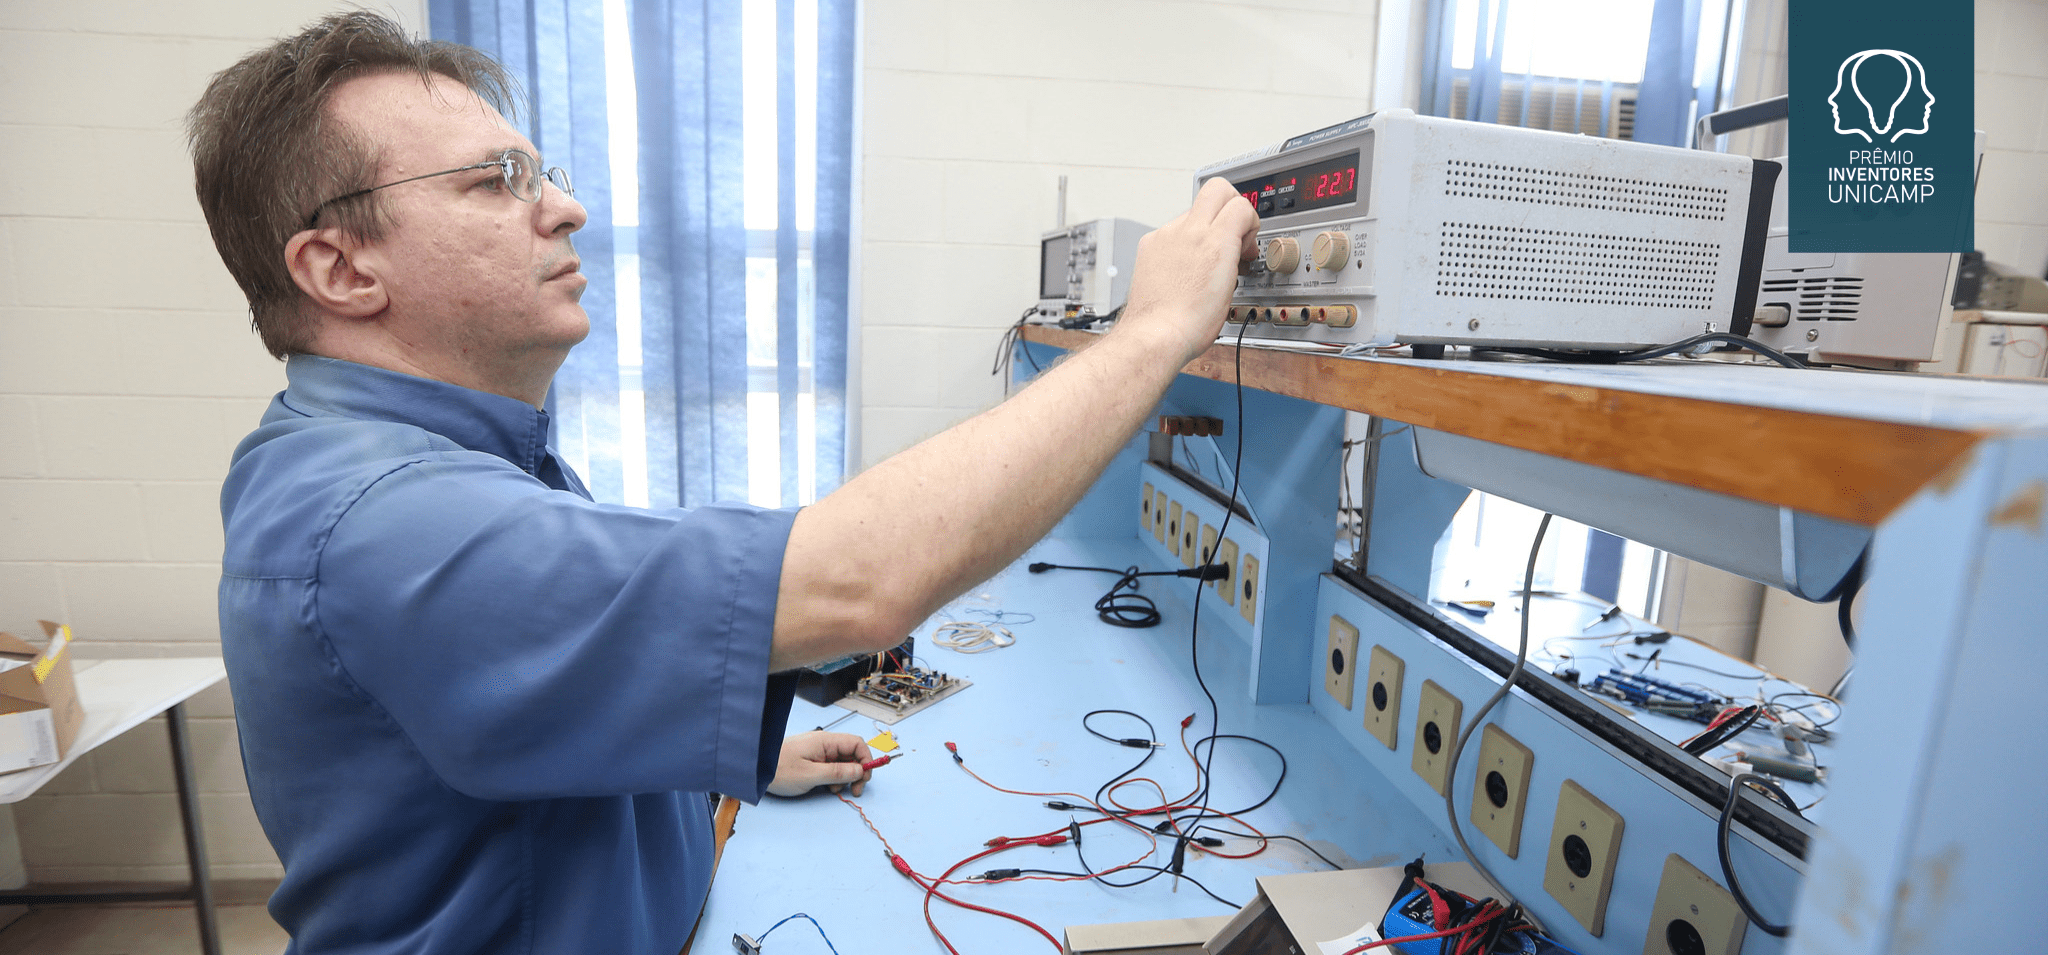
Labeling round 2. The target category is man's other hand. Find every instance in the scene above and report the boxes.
[1115,177,1261,366]
[767,730,874,797]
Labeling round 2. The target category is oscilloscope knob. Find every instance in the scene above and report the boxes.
[1312,231,1350,271]
[1263,237,1301,274]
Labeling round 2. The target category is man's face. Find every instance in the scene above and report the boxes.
[326,71,590,384]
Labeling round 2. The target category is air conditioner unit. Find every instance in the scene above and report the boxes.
[1450,75,1637,140]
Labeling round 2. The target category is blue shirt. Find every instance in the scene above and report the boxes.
[219,355,799,955]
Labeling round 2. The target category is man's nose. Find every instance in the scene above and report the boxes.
[538,178,586,237]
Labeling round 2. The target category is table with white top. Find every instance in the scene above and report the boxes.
[0,657,228,955]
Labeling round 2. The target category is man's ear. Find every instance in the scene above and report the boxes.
[284,229,389,318]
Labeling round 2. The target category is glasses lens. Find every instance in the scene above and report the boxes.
[545,166,574,197]
[503,150,539,202]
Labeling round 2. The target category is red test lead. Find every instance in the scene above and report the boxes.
[861,752,904,771]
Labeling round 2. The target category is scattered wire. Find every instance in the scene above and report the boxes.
[1718,773,1798,937]
[992,305,1047,393]
[1835,550,1866,648]
[1441,513,1552,907]
[741,913,841,955]
[931,620,1016,653]
[1681,704,1765,756]
[963,608,1036,626]
[1768,691,1843,728]
[1180,317,1254,846]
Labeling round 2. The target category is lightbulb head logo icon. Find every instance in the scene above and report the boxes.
[1828,49,1934,143]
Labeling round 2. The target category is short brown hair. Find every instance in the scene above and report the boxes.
[186,12,517,359]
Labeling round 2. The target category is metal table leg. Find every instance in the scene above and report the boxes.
[165,703,221,955]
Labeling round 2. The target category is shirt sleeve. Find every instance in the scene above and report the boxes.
[314,451,799,802]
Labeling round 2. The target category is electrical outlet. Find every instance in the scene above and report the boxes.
[1238,553,1260,624]
[1213,538,1240,605]
[1412,680,1463,795]
[1141,482,1154,537]
[1152,490,1168,543]
[1470,724,1534,858]
[1325,616,1360,709]
[1545,779,1626,936]
[1167,501,1184,558]
[1644,855,1746,955]
[1180,517,1200,569]
[1363,646,1405,750]
[1200,524,1218,569]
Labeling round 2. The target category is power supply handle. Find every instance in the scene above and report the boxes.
[1692,95,1789,150]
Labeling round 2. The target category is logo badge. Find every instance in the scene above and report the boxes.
[1790,2,1972,253]
[1828,50,1934,143]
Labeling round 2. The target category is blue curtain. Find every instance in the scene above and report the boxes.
[1633,0,1705,146]
[433,0,854,509]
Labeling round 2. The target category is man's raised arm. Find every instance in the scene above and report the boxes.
[768,178,1260,672]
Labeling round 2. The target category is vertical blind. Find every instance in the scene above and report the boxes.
[433,0,855,510]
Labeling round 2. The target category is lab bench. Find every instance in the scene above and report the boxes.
[706,326,2048,955]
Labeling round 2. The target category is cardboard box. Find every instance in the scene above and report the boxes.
[0,621,85,774]
[1064,862,1491,955]
[1066,916,1235,955]
[1207,862,1492,955]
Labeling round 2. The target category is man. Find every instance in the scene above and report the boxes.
[192,12,1256,954]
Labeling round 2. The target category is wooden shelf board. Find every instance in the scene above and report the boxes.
[1019,324,1992,526]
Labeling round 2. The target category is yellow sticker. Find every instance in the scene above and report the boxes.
[31,625,72,684]
[868,731,898,753]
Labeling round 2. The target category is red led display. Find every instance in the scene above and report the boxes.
[1231,150,1361,218]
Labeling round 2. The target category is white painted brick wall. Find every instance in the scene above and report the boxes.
[858,0,1384,466]
[1975,0,2048,275]
[0,0,425,886]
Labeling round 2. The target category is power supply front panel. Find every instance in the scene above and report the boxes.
[1203,110,1767,350]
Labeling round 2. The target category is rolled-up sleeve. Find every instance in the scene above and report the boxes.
[315,452,798,802]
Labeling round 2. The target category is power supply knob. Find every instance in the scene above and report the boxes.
[1312,231,1350,271]
[1263,237,1301,274]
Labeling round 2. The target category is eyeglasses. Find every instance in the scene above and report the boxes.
[304,148,573,229]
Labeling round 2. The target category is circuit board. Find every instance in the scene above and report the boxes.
[835,664,971,725]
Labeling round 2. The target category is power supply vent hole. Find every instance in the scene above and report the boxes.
[1434,222,1721,309]
[1442,158,1731,220]
[1761,275,1865,321]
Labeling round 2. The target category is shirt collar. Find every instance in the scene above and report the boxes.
[279,355,555,476]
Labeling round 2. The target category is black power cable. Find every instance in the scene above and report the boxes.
[1480,331,1808,369]
[1179,318,1255,843]
[1718,772,1801,937]
[1028,562,1229,628]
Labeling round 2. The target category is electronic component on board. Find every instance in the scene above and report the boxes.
[1196,109,1779,351]
[800,637,972,725]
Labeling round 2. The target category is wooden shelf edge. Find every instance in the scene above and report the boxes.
[1018,324,1982,526]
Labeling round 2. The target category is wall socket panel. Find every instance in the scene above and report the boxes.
[1140,481,1155,538]
[1363,646,1405,750]
[1167,501,1185,560]
[1471,724,1535,858]
[1212,537,1240,606]
[1325,615,1360,709]
[1411,680,1463,795]
[1239,553,1261,624]
[1544,779,1626,937]
[1135,462,1268,642]
[1644,854,1746,955]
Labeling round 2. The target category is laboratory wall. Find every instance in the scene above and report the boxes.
[855,0,1385,466]
[0,1,426,885]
